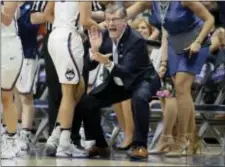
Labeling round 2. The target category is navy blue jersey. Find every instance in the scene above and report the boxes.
[18,1,39,58]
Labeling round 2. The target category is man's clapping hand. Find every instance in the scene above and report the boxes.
[92,52,112,65]
[89,26,103,53]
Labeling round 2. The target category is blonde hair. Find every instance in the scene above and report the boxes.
[131,18,153,36]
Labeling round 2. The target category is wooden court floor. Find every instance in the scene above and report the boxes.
[2,145,225,166]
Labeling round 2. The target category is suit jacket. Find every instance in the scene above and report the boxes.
[86,25,158,93]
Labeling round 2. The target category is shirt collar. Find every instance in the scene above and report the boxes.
[112,25,127,46]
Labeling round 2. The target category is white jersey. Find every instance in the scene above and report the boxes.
[53,1,82,32]
[1,5,19,37]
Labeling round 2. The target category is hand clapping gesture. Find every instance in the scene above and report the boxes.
[89,26,103,53]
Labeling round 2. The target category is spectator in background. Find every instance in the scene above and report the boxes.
[201,1,225,119]
[131,17,160,67]
[210,27,225,53]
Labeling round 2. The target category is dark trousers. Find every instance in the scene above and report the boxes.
[74,79,158,148]
[71,39,90,142]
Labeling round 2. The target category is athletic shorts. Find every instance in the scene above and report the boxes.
[1,36,23,91]
[48,28,84,84]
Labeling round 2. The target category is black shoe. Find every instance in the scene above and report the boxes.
[88,146,111,158]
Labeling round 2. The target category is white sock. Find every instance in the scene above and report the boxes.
[59,130,71,146]
[52,126,61,138]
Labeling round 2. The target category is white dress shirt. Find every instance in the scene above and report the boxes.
[110,41,124,86]
[89,28,126,86]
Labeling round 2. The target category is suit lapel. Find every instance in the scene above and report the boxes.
[117,26,130,63]
[100,30,112,54]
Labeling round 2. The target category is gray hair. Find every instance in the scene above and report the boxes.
[104,5,127,19]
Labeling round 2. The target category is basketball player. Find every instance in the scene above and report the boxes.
[29,1,102,156]
[13,1,40,153]
[1,1,24,159]
[46,1,97,158]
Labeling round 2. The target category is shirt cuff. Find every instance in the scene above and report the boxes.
[105,62,115,72]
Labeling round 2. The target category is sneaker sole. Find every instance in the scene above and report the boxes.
[72,153,88,158]
[56,152,72,158]
[1,155,15,159]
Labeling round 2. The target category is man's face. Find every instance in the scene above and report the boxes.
[105,11,126,40]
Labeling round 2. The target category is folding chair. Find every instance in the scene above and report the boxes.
[32,99,49,144]
[195,60,225,153]
[32,59,49,144]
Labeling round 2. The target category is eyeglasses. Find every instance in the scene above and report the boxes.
[105,17,124,24]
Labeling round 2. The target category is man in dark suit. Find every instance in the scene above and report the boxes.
[74,5,160,159]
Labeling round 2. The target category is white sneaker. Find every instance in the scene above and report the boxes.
[79,127,86,148]
[1,134,16,159]
[71,144,88,158]
[79,127,95,150]
[56,130,88,158]
[15,130,32,155]
[45,126,60,156]
[84,140,95,150]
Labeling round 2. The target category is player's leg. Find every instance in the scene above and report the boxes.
[1,90,19,159]
[46,30,86,157]
[56,32,87,158]
[1,37,23,159]
[15,57,39,152]
[14,89,22,132]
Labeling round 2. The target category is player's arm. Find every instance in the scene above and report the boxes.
[91,1,105,22]
[126,1,151,20]
[30,12,45,24]
[79,2,101,30]
[1,2,19,26]
[91,11,105,22]
[43,1,54,23]
[30,1,48,24]
[182,1,214,45]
